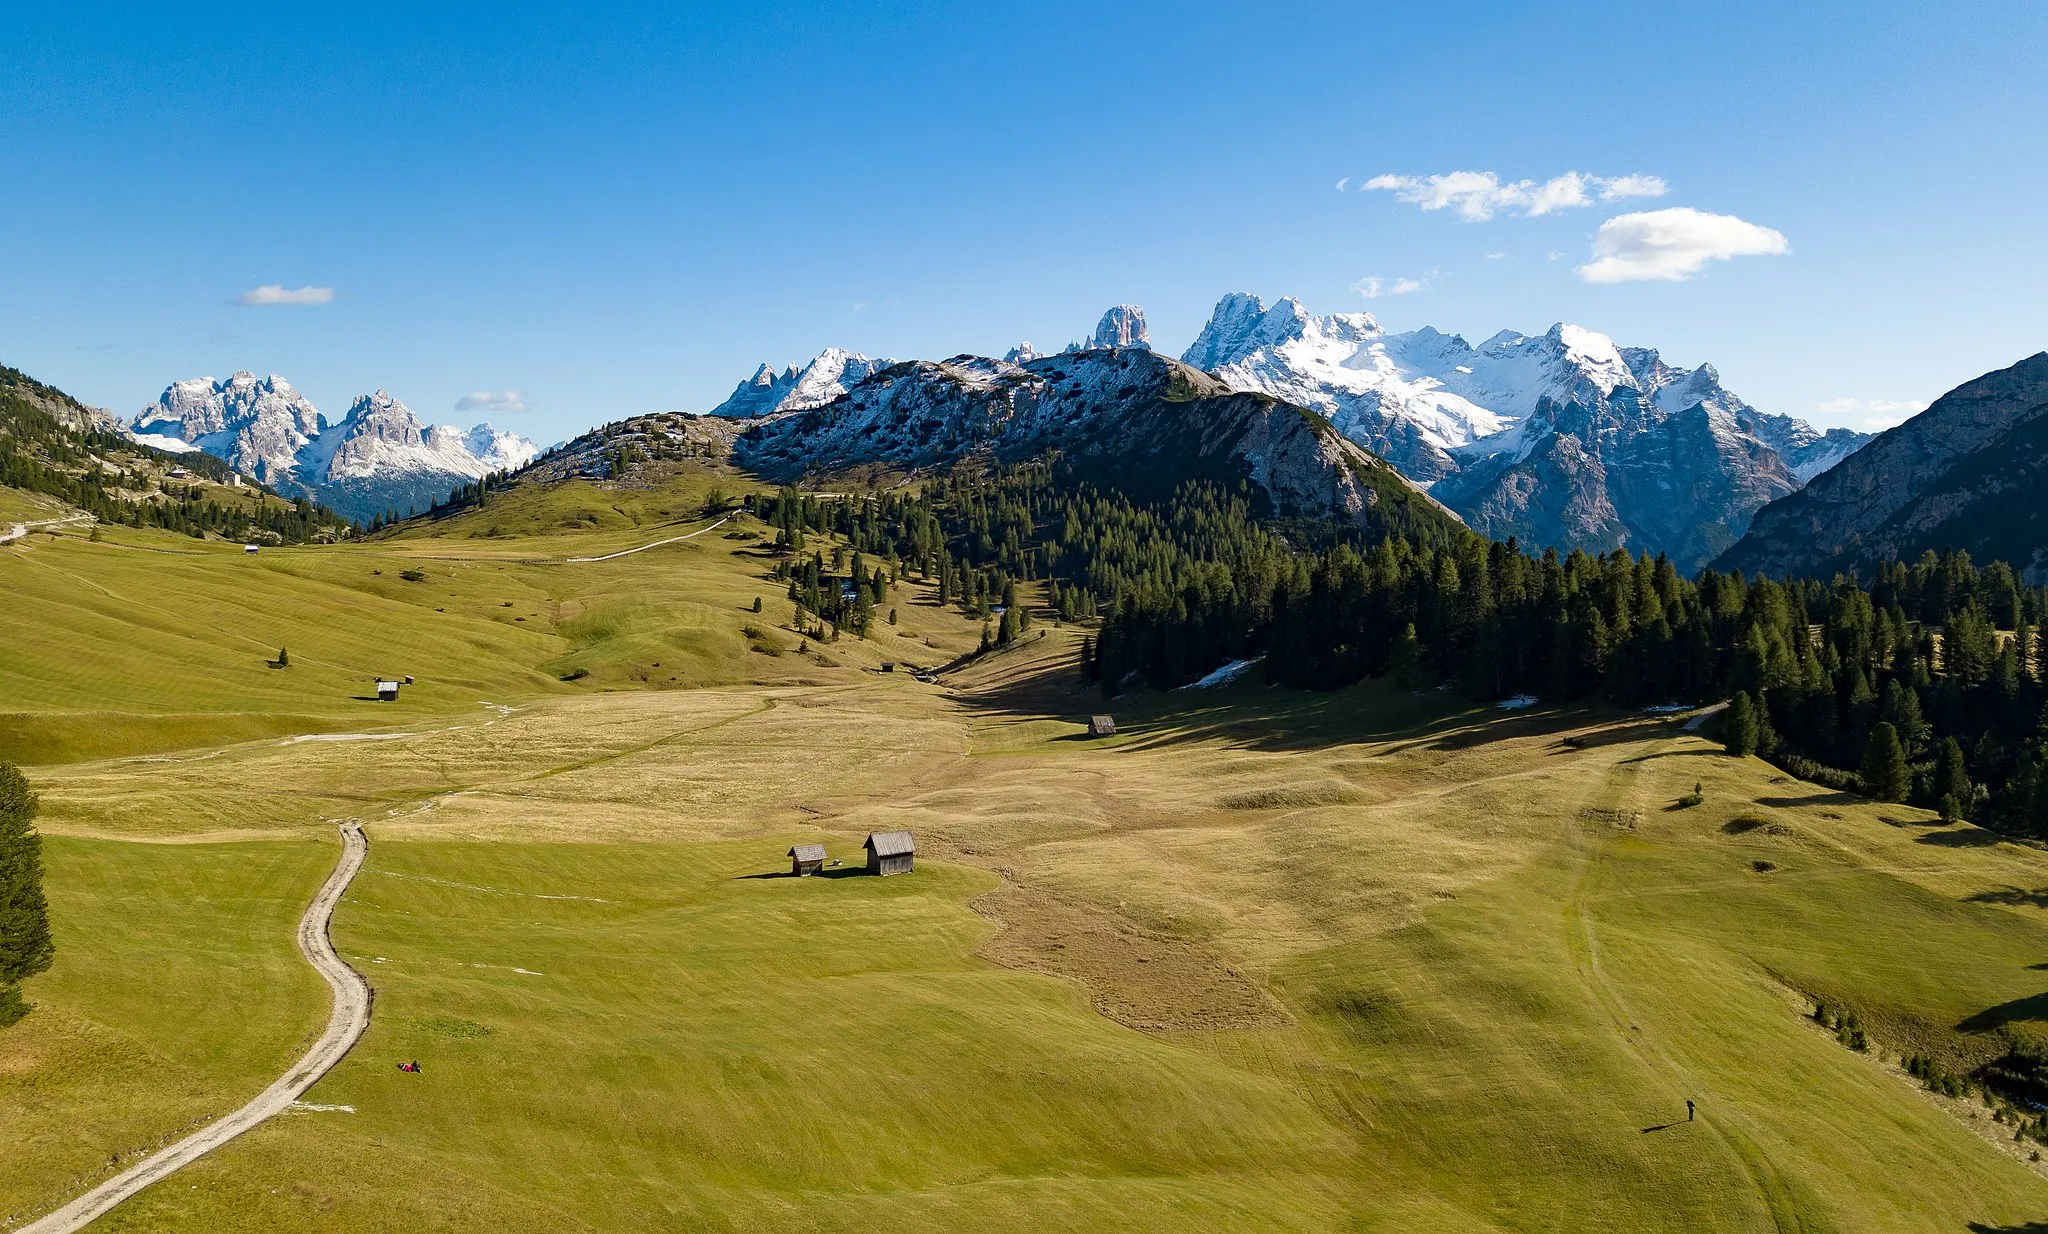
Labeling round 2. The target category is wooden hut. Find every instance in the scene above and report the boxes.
[788,843,826,877]
[1089,715,1116,738]
[863,830,915,876]
[375,680,401,702]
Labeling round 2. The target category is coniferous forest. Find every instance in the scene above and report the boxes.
[755,459,2048,838]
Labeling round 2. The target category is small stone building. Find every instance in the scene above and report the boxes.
[788,843,826,877]
[1089,715,1116,738]
[864,830,915,876]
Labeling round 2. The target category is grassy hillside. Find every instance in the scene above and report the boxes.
[0,464,990,765]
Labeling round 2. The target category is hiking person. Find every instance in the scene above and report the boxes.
[1686,1099,1695,1121]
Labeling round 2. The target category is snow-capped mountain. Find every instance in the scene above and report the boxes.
[132,372,323,486]
[707,347,892,418]
[735,347,1463,541]
[130,373,537,522]
[1183,294,1873,569]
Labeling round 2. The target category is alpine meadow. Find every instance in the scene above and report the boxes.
[7,5,2048,1231]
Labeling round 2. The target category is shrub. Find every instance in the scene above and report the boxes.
[399,568,427,583]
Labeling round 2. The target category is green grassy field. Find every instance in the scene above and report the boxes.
[0,837,333,1228]
[10,473,2048,1231]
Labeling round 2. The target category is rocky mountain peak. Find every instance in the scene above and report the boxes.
[1088,305,1151,351]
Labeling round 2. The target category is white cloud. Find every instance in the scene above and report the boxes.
[1334,176,1349,192]
[1361,170,1668,221]
[1601,174,1669,200]
[1483,251,1507,261]
[235,284,334,307]
[1576,208,1789,283]
[1816,397,1925,430]
[1353,276,1426,299]
[455,389,528,414]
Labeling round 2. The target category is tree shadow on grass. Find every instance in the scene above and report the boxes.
[1969,887,2048,909]
[1917,826,2004,848]
[1754,791,1863,809]
[734,866,867,881]
[1956,992,2048,1034]
[1618,747,1726,766]
[1968,1222,2048,1232]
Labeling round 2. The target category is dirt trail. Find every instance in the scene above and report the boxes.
[563,514,729,563]
[0,513,95,546]
[22,822,372,1234]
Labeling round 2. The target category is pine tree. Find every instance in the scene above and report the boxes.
[1860,722,1910,803]
[1878,679,1930,755]
[1389,623,1424,689]
[1935,737,1972,819]
[1723,690,1759,756]
[276,647,289,668]
[0,761,54,1028]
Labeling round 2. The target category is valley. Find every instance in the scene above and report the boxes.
[9,451,2048,1231]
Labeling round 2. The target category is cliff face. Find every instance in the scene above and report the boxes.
[1431,388,1797,568]
[1715,353,2048,580]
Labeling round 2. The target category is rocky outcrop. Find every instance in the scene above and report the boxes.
[1715,353,2048,580]
[1084,305,1151,351]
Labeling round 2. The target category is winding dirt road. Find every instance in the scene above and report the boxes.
[23,822,372,1233]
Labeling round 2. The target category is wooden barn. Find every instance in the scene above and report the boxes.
[375,680,401,701]
[864,830,915,876]
[1089,715,1116,738]
[787,843,826,877]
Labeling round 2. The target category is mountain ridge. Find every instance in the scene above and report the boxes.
[735,346,1465,543]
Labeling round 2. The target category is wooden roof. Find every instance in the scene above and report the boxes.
[863,830,915,857]
[788,843,827,863]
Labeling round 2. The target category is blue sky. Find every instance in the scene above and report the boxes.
[4,1,2044,445]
